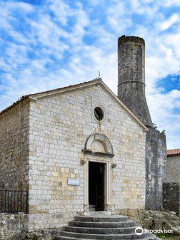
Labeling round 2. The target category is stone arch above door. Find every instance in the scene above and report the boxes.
[83,133,114,157]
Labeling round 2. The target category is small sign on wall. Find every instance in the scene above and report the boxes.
[67,179,80,186]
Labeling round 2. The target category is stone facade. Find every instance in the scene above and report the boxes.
[0,99,29,191]
[146,128,167,210]
[0,79,147,230]
[27,81,146,230]
[164,152,180,214]
[166,154,180,184]
[0,35,168,231]
[163,182,180,214]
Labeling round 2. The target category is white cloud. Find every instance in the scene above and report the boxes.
[49,0,71,26]
[29,15,69,59]
[162,0,180,7]
[147,89,180,149]
[2,1,34,13]
[108,16,133,32]
[158,14,179,31]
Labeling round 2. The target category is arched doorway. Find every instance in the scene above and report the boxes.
[83,133,114,212]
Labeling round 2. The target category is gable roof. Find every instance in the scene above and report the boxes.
[0,78,147,130]
[167,149,180,156]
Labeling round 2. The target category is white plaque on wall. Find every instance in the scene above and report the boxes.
[67,179,80,186]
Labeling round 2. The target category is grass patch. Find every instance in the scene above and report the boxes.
[156,233,180,239]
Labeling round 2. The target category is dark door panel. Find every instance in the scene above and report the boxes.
[89,162,105,211]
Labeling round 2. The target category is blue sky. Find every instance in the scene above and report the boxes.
[0,0,180,149]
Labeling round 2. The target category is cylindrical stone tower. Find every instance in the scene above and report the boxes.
[117,35,167,211]
[118,35,152,127]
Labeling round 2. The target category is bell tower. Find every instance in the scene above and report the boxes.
[118,35,167,211]
[118,35,152,127]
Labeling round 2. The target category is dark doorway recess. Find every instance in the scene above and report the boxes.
[89,162,105,211]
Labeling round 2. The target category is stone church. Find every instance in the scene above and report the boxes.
[0,35,167,230]
[164,149,180,214]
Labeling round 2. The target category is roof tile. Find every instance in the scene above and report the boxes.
[167,149,180,156]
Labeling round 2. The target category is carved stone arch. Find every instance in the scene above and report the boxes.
[83,133,114,157]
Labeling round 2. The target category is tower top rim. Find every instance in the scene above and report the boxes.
[118,35,145,45]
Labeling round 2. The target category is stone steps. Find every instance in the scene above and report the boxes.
[55,235,156,240]
[65,226,138,234]
[54,213,158,240]
[69,220,136,228]
[74,215,128,222]
[59,231,149,239]
[56,237,156,240]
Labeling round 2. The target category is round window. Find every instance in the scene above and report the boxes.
[94,107,104,121]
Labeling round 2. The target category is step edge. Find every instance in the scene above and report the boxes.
[65,226,141,230]
[60,230,148,236]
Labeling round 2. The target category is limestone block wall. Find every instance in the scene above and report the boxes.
[145,127,167,210]
[163,182,180,214]
[28,84,146,230]
[0,101,29,191]
[166,155,180,184]
[165,155,180,214]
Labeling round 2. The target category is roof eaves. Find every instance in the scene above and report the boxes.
[29,78,102,99]
[0,78,101,117]
[0,95,30,116]
[30,78,148,130]
[100,81,148,131]
[0,77,148,131]
[167,149,180,156]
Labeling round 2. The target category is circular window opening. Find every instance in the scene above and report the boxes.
[94,107,104,121]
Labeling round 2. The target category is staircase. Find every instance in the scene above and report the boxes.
[54,212,158,240]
